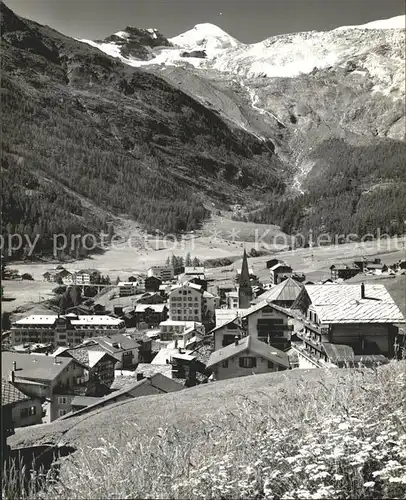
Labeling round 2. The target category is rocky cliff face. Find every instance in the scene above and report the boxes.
[93,26,172,61]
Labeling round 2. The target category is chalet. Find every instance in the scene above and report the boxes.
[134,303,168,327]
[124,332,153,362]
[329,263,361,280]
[59,373,184,419]
[10,314,126,348]
[80,334,139,369]
[291,283,405,368]
[2,352,87,421]
[2,378,43,429]
[170,351,210,386]
[211,301,294,351]
[269,263,293,285]
[251,277,302,308]
[207,336,290,381]
[43,267,73,284]
[145,275,162,293]
[59,269,74,285]
[51,346,116,388]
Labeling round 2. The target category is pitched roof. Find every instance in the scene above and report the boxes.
[365,263,385,270]
[252,278,302,304]
[322,344,389,366]
[212,301,293,332]
[170,282,202,292]
[135,304,167,313]
[207,336,290,369]
[304,284,405,323]
[2,378,30,406]
[2,352,73,383]
[61,347,114,368]
[59,373,184,419]
[83,334,139,351]
[270,263,292,271]
[71,396,101,407]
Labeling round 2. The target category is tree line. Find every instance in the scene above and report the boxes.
[249,138,406,239]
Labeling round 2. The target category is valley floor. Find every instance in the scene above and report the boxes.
[4,219,406,318]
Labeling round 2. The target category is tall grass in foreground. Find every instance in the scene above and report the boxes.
[5,363,406,499]
[2,454,58,500]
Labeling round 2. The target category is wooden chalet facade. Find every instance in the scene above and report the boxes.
[291,283,405,368]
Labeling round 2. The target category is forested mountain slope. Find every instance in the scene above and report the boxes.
[0,2,287,258]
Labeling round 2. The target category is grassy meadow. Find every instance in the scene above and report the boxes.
[4,362,406,499]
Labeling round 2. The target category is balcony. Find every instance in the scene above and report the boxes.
[296,331,325,352]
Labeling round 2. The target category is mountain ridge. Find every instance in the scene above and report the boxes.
[0,1,288,258]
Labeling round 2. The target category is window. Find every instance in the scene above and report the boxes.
[239,357,257,368]
[58,396,67,405]
[222,360,229,368]
[58,409,68,417]
[20,408,29,418]
[268,360,274,369]
[29,406,36,416]
[222,335,237,347]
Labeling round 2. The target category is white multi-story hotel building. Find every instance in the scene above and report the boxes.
[10,314,126,348]
[168,283,203,322]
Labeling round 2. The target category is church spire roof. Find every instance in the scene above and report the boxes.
[238,249,252,309]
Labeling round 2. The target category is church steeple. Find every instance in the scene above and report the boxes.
[238,249,252,309]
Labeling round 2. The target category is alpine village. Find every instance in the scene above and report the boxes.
[1,2,406,499]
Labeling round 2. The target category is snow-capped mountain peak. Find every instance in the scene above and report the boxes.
[80,15,404,98]
[170,23,241,54]
[334,14,405,31]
